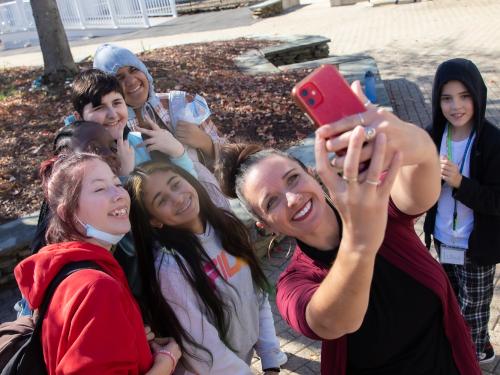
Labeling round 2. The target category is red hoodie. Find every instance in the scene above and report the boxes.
[15,241,153,375]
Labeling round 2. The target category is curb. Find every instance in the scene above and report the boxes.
[0,212,38,286]
[0,212,38,255]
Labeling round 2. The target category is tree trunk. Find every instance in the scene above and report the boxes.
[30,0,78,84]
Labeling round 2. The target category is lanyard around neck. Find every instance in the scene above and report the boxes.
[446,124,474,231]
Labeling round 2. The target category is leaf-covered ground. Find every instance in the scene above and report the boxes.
[0,38,314,223]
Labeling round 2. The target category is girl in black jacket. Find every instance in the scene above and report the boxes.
[424,58,500,364]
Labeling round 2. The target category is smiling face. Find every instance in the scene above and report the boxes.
[70,123,120,174]
[115,66,149,109]
[81,91,128,141]
[143,169,203,234]
[440,80,474,131]
[241,155,328,239]
[75,159,131,240]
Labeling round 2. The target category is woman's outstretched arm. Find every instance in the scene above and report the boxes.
[304,128,401,340]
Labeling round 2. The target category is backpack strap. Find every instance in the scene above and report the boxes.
[32,261,103,338]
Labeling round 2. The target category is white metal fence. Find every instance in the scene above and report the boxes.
[0,0,34,33]
[0,0,176,34]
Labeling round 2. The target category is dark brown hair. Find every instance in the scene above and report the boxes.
[53,120,116,156]
[127,160,270,364]
[41,153,104,244]
[71,69,124,116]
[216,143,307,218]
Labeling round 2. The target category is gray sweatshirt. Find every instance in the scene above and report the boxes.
[155,224,282,374]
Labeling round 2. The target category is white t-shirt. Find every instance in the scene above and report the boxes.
[434,126,475,248]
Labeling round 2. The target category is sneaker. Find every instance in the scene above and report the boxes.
[479,342,496,364]
[276,350,288,366]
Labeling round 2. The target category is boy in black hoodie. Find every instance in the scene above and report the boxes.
[424,58,500,364]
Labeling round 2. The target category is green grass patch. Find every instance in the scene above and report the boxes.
[0,86,18,101]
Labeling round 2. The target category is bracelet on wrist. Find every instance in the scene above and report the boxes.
[156,349,177,374]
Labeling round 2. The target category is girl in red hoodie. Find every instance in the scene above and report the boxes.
[14,153,180,375]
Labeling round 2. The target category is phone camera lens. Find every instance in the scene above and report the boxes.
[308,98,315,106]
[301,89,308,97]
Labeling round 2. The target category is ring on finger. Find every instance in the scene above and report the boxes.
[364,126,376,142]
[364,99,371,107]
[365,179,380,186]
[342,175,358,184]
[358,113,365,126]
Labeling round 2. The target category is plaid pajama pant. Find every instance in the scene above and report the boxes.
[438,248,496,356]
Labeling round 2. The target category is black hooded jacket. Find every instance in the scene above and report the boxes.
[423,58,500,265]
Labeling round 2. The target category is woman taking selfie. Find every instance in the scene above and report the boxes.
[217,83,480,374]
[14,153,180,374]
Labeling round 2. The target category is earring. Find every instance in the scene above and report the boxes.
[267,232,279,259]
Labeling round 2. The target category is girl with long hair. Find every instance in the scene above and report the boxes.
[127,160,286,375]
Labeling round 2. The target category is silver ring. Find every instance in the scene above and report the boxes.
[366,179,380,186]
[358,113,365,126]
[342,175,358,184]
[364,99,371,107]
[364,127,376,141]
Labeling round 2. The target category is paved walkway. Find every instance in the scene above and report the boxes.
[1,0,500,373]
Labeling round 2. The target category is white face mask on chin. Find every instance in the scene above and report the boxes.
[76,217,125,245]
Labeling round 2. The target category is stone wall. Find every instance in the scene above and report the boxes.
[266,44,329,66]
[0,214,38,288]
[282,0,299,9]
[330,0,363,5]
[250,0,283,18]
[0,247,29,287]
[261,36,331,67]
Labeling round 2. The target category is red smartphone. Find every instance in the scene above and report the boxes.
[291,64,365,128]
